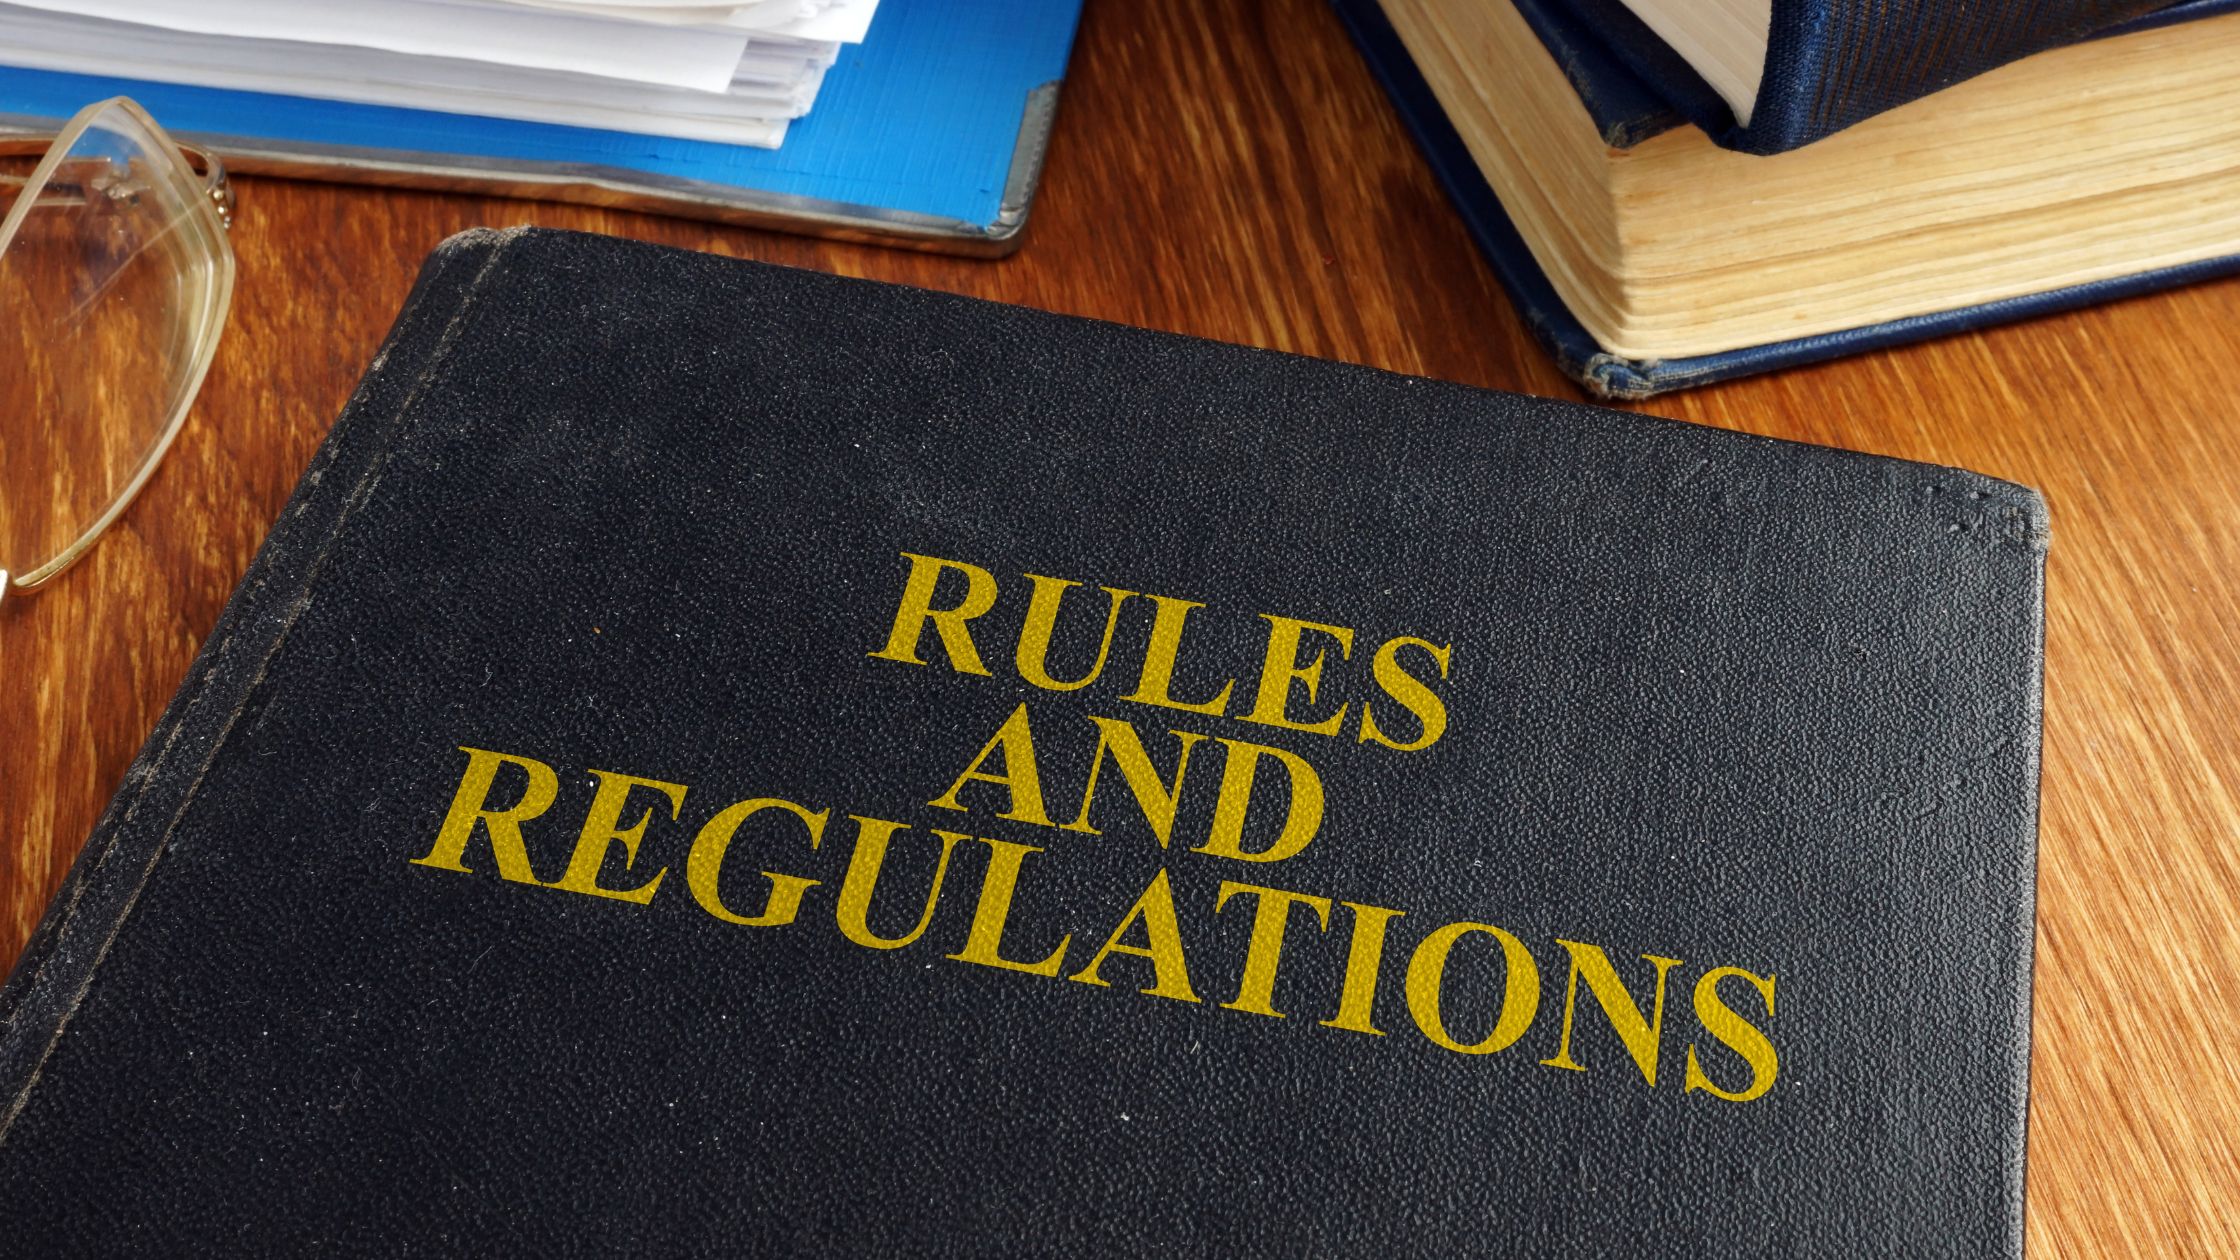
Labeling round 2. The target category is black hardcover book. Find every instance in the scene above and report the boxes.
[0,229,2046,1257]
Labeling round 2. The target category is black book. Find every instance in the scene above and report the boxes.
[0,228,2046,1257]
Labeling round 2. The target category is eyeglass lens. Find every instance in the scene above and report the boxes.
[1,99,234,592]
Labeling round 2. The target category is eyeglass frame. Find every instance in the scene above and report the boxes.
[0,131,234,233]
[0,105,237,602]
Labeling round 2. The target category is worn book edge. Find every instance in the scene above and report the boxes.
[0,227,524,1141]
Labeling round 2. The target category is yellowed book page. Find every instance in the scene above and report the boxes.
[1613,0,1769,123]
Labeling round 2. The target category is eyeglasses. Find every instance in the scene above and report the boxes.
[1,97,236,603]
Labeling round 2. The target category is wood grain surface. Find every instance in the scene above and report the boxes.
[3,1,2235,1253]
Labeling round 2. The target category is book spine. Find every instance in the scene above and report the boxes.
[1534,0,2232,154]
[1746,0,2183,152]
[1502,0,1683,148]
[0,229,518,1139]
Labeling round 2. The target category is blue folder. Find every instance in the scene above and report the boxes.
[0,0,1085,255]
[1331,0,2240,397]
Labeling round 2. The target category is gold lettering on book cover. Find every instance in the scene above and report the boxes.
[408,549,1781,1103]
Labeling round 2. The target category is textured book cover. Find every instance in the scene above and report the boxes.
[0,228,2046,1256]
[1529,0,2240,155]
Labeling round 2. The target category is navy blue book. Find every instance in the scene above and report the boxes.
[1338,0,2240,397]
[0,229,2047,1255]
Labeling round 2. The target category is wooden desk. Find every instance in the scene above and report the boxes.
[3,1,2234,1253]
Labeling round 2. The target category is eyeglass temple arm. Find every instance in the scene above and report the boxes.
[0,137,232,232]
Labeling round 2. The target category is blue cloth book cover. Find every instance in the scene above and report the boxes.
[1542,0,2236,156]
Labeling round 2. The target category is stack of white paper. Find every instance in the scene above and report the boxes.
[0,0,882,147]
